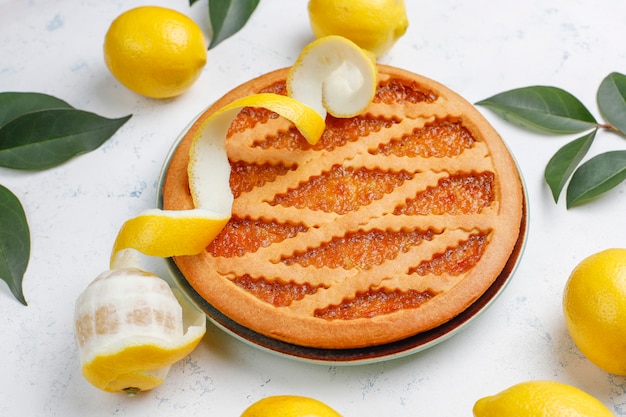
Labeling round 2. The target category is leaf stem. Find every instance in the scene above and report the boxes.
[598,122,621,133]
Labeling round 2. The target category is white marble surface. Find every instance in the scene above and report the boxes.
[2,0,626,415]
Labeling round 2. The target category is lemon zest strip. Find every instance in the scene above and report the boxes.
[110,208,229,268]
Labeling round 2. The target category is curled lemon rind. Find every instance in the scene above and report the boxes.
[187,92,325,212]
[287,35,378,119]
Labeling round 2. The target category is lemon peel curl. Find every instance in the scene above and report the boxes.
[76,35,379,394]
[287,35,378,119]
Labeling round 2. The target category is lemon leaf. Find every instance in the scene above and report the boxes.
[544,129,597,202]
[0,92,72,128]
[566,150,626,208]
[0,108,131,170]
[475,74,626,208]
[207,0,260,49]
[476,86,597,134]
[597,72,626,135]
[0,184,29,305]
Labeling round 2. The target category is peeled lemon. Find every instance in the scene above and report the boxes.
[473,380,614,417]
[563,248,626,375]
[308,0,408,57]
[104,6,207,99]
[240,395,342,417]
[74,268,206,393]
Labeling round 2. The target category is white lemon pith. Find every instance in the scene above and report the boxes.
[74,268,206,393]
[473,380,614,417]
[287,36,377,119]
[240,395,342,417]
[103,6,207,99]
[563,248,626,375]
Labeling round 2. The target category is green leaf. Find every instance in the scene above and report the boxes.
[566,150,626,208]
[0,184,30,305]
[208,0,260,49]
[0,109,131,170]
[189,0,201,5]
[544,129,597,202]
[476,86,598,134]
[597,72,626,135]
[0,92,72,129]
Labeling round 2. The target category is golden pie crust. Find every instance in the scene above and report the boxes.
[162,65,524,349]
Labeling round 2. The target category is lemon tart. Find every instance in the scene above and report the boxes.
[162,65,524,349]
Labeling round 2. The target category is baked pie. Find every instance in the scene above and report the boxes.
[162,65,524,349]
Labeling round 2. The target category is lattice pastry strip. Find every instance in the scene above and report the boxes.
[162,65,524,349]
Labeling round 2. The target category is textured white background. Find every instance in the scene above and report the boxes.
[1,0,626,415]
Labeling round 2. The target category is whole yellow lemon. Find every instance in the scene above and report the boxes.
[307,0,408,57]
[103,6,207,99]
[240,395,341,417]
[563,248,626,375]
[473,380,614,417]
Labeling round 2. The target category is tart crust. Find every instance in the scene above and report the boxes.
[162,65,524,349]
